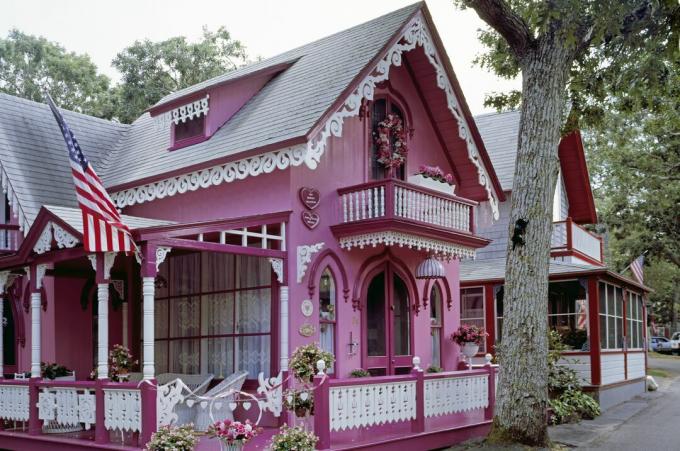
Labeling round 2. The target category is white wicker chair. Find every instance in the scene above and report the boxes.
[156,373,214,426]
[127,372,143,383]
[193,371,248,431]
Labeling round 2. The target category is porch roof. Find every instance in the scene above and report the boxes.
[43,205,175,235]
[459,257,651,292]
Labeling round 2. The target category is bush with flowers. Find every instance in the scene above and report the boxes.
[416,165,454,185]
[146,424,198,451]
[283,388,314,417]
[207,419,260,448]
[289,343,334,383]
[89,344,138,381]
[450,324,488,346]
[269,424,318,451]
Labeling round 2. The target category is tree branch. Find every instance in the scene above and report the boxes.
[463,0,534,59]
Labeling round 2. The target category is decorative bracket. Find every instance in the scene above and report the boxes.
[268,258,284,283]
[103,252,116,280]
[35,264,48,290]
[296,243,324,283]
[33,222,79,254]
[110,280,125,300]
[155,247,172,271]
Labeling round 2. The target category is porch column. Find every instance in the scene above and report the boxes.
[30,264,47,378]
[97,282,109,378]
[0,271,10,377]
[280,285,289,371]
[142,276,155,380]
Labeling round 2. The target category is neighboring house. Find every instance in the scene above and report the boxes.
[0,3,506,450]
[461,110,651,411]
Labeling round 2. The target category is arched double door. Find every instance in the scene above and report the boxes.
[363,263,412,375]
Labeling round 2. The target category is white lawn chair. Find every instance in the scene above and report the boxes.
[156,373,214,395]
[193,371,248,431]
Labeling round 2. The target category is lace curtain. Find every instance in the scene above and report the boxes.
[155,252,272,379]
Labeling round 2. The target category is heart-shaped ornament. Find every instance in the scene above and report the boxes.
[299,187,321,210]
[214,402,223,410]
[302,211,320,230]
[243,401,252,411]
[200,401,208,409]
[185,399,195,407]
[229,402,238,411]
[286,395,294,404]
[299,391,309,401]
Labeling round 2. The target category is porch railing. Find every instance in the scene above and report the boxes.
[551,218,603,263]
[0,378,154,447]
[313,360,497,450]
[338,179,476,234]
[0,224,20,252]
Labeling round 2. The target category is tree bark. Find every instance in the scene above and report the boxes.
[490,35,572,446]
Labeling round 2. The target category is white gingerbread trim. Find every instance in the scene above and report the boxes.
[0,164,30,234]
[110,280,125,300]
[296,243,324,283]
[338,231,475,260]
[35,264,48,290]
[87,254,97,272]
[154,95,210,129]
[155,247,171,271]
[33,223,53,255]
[103,252,116,280]
[109,14,499,219]
[268,258,284,283]
[52,222,79,249]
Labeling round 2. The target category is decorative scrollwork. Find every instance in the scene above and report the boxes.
[338,231,474,260]
[297,243,324,283]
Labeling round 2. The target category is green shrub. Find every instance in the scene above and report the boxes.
[549,389,600,424]
[349,368,371,378]
[426,365,443,373]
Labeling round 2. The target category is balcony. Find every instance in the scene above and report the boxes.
[551,218,604,265]
[331,179,489,259]
[0,224,20,253]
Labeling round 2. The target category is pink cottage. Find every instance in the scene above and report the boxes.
[0,3,647,450]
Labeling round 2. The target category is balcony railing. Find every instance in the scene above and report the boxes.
[552,218,603,264]
[0,224,20,252]
[338,179,476,234]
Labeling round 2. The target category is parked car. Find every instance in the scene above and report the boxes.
[650,336,673,353]
[670,332,680,355]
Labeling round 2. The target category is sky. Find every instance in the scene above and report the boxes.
[0,0,521,115]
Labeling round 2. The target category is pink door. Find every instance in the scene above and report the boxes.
[364,264,412,375]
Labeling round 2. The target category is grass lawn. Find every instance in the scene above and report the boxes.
[648,368,671,378]
[648,352,680,360]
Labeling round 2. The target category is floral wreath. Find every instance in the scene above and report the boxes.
[374,114,408,169]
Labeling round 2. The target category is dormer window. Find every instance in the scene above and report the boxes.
[154,95,210,150]
[174,115,205,143]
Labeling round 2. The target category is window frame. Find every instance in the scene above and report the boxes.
[429,282,444,368]
[460,286,486,353]
[368,93,410,181]
[598,281,625,351]
[169,114,209,151]
[627,291,644,350]
[318,266,338,374]
[152,251,277,382]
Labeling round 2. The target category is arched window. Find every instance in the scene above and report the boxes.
[430,283,443,368]
[371,97,407,181]
[319,267,336,373]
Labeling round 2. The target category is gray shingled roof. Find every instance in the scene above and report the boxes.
[474,110,520,191]
[460,257,600,282]
[0,94,129,231]
[98,3,421,188]
[44,205,174,234]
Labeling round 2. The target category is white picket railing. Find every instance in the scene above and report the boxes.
[38,386,97,431]
[424,374,489,418]
[0,384,30,422]
[339,180,473,233]
[104,388,142,433]
[328,379,417,431]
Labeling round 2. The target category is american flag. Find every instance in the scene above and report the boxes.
[576,299,588,330]
[629,254,645,283]
[45,94,137,253]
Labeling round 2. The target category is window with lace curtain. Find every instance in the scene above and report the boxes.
[319,267,336,374]
[430,283,443,368]
[153,251,273,380]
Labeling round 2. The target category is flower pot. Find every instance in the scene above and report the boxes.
[461,342,479,359]
[408,174,455,195]
[220,442,243,451]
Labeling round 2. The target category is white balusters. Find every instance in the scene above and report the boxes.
[424,374,488,418]
[104,389,141,433]
[329,380,416,431]
[0,384,29,421]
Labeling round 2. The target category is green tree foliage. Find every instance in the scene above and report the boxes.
[0,29,114,118]
[111,26,247,123]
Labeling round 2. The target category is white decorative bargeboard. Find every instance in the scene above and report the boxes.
[329,380,416,431]
[339,231,475,260]
[154,95,210,129]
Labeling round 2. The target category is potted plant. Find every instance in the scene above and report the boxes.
[289,343,334,383]
[409,165,455,194]
[40,362,74,380]
[283,388,314,417]
[207,419,260,451]
[269,424,318,451]
[426,365,443,373]
[349,368,371,378]
[109,344,137,381]
[146,424,198,451]
[451,324,488,366]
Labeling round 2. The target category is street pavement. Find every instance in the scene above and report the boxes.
[550,354,680,451]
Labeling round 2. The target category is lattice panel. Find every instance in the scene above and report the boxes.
[424,374,488,418]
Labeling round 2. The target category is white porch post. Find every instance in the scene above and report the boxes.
[30,292,41,378]
[0,271,10,376]
[97,283,109,379]
[280,285,289,371]
[142,276,155,380]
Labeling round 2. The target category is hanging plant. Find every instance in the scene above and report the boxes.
[374,114,408,169]
[289,343,334,383]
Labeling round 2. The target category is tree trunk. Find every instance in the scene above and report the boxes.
[490,36,572,446]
